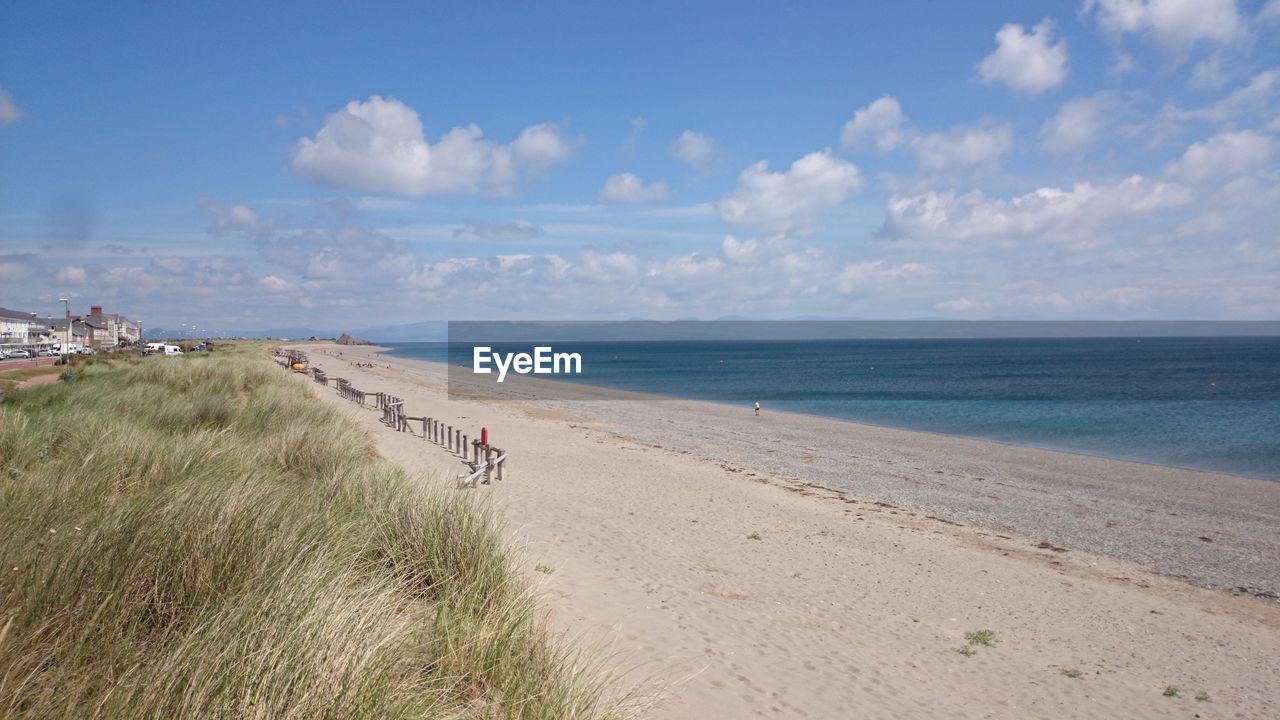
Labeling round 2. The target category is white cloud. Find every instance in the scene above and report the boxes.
[840,96,907,152]
[577,249,644,282]
[205,202,271,235]
[1148,70,1280,143]
[836,261,932,293]
[670,130,717,171]
[912,122,1013,175]
[716,151,863,234]
[883,175,1192,247]
[650,252,725,281]
[55,266,86,285]
[1262,0,1280,21]
[491,123,577,190]
[839,97,1012,175]
[977,20,1068,93]
[1084,0,1243,48]
[1187,69,1280,122]
[1165,129,1275,182]
[260,275,293,293]
[721,234,760,264]
[1042,93,1120,152]
[599,173,674,204]
[291,96,574,196]
[0,87,23,126]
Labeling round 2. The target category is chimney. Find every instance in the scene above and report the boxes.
[90,305,103,316]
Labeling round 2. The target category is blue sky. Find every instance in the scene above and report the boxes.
[1,0,1278,331]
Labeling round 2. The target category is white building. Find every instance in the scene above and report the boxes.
[0,306,49,352]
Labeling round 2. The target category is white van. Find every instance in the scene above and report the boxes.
[163,345,183,356]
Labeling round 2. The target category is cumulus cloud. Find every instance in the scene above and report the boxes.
[721,234,760,264]
[840,97,1013,175]
[670,130,718,171]
[716,151,863,234]
[911,122,1013,175]
[453,220,544,241]
[1165,129,1275,182]
[599,173,674,204]
[883,175,1192,247]
[977,20,1068,93]
[1084,0,1243,48]
[1042,93,1121,152]
[291,96,575,196]
[840,96,906,152]
[0,87,23,126]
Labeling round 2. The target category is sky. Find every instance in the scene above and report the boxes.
[1,0,1279,332]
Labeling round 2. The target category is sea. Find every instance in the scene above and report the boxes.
[383,336,1280,480]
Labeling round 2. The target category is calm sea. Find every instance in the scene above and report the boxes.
[384,336,1280,480]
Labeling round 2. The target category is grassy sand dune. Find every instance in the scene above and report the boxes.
[0,347,629,718]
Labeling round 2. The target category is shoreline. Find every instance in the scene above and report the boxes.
[378,343,1280,482]
[299,342,1280,718]
[357,344,1280,597]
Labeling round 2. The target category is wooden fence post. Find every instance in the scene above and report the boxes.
[484,445,493,484]
[496,449,504,481]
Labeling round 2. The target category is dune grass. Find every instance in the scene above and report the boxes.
[0,346,632,718]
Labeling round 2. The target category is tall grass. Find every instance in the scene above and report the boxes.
[0,347,632,718]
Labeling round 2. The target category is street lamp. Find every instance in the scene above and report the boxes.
[58,298,70,360]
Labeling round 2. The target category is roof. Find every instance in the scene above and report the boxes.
[0,306,38,322]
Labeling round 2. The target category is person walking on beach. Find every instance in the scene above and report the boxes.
[754,401,760,417]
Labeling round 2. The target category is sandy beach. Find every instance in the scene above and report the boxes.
[298,343,1280,719]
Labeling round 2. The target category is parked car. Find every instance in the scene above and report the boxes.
[163,345,183,356]
[7,349,32,359]
[36,349,54,357]
[77,347,95,355]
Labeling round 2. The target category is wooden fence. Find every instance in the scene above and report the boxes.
[277,353,508,489]
[334,377,367,404]
[421,417,507,488]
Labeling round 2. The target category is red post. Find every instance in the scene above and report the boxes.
[481,426,489,445]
